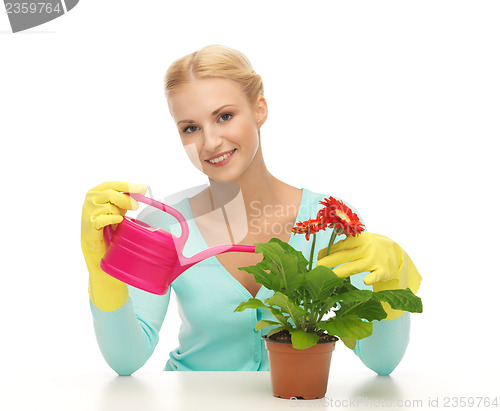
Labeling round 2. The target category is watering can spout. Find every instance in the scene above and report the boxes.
[180,244,257,269]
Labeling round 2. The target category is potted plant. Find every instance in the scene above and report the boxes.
[234,197,423,399]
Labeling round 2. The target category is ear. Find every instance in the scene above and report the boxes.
[254,95,268,129]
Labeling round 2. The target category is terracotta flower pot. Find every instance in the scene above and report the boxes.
[263,336,338,399]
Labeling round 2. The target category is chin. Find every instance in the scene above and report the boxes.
[205,169,242,183]
[207,174,238,183]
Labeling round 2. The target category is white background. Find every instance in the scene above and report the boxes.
[1,0,499,394]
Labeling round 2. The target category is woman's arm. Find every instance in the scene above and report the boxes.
[353,312,410,375]
[349,270,411,375]
[89,207,174,375]
[90,286,171,376]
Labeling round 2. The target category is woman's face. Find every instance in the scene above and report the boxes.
[168,78,267,183]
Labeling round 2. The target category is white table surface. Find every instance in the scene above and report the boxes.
[4,370,499,411]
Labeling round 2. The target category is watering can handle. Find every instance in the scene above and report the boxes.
[102,193,190,248]
[103,192,256,267]
[125,192,190,245]
[124,193,257,261]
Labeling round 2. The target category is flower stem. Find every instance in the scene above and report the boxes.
[325,228,338,257]
[308,233,317,272]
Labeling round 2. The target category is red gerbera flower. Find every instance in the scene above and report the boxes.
[318,196,365,237]
[292,217,325,241]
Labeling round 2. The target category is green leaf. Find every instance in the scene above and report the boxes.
[347,299,388,322]
[255,241,286,264]
[278,254,305,290]
[337,289,373,303]
[290,329,320,350]
[233,298,290,325]
[266,325,289,337]
[286,272,306,292]
[332,291,388,321]
[238,265,281,292]
[336,282,357,293]
[255,240,307,291]
[318,316,373,340]
[340,337,357,350]
[255,320,282,330]
[263,306,289,324]
[266,238,309,272]
[304,265,347,300]
[316,296,341,317]
[255,242,291,273]
[265,292,307,326]
[234,298,266,312]
[372,288,423,313]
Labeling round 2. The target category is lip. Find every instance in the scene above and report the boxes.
[205,148,237,168]
[205,149,236,162]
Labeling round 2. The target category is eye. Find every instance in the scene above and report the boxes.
[183,125,199,134]
[219,113,233,122]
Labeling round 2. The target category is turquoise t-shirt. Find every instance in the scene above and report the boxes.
[90,188,410,375]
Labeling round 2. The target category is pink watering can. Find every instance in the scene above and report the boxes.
[99,193,256,295]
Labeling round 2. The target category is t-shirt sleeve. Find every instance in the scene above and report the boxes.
[90,205,174,375]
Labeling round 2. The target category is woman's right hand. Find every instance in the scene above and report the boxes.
[81,181,147,312]
[81,181,148,256]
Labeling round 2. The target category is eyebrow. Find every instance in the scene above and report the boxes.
[177,104,237,125]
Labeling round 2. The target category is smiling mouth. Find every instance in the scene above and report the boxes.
[206,149,237,164]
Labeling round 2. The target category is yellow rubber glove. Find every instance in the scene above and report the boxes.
[81,181,147,312]
[317,232,422,321]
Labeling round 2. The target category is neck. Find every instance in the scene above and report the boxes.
[202,144,303,243]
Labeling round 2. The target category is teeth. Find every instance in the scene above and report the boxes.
[209,150,234,164]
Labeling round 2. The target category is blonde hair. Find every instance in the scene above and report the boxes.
[164,45,264,104]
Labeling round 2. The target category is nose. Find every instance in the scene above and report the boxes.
[202,125,223,153]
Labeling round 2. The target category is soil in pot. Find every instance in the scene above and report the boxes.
[267,329,337,343]
[264,330,338,400]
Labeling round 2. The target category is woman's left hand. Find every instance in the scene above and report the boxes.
[316,232,421,293]
[316,232,422,320]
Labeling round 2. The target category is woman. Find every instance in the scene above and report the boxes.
[81,45,421,375]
